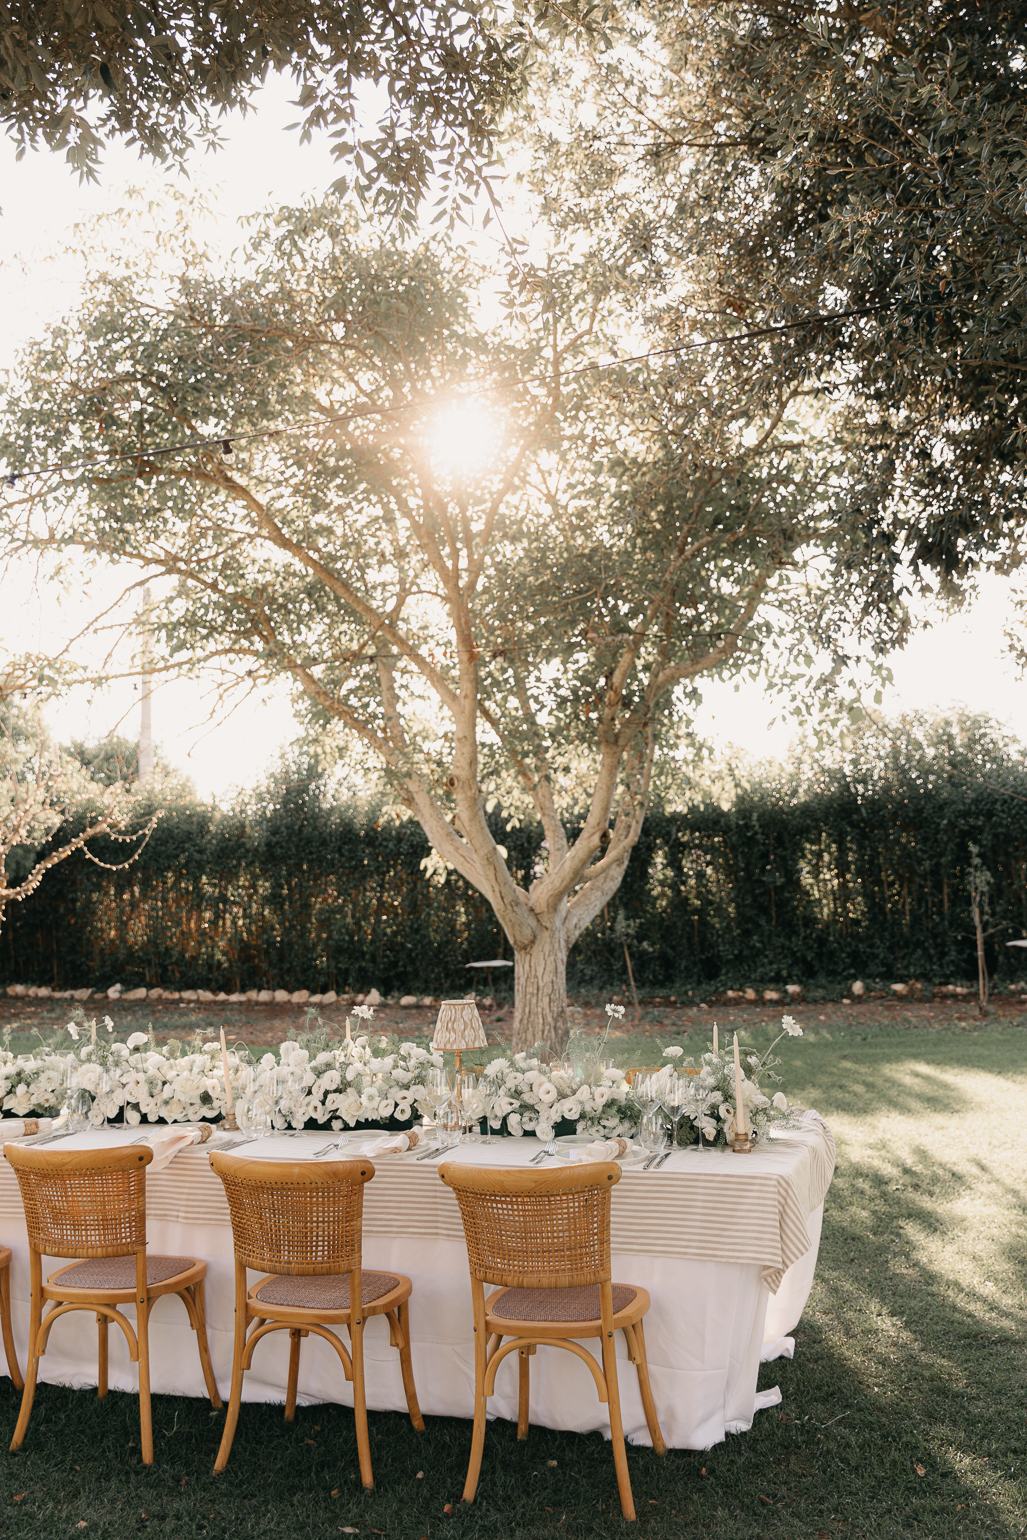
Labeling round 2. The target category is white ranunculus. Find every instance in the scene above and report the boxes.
[773,1092,788,1111]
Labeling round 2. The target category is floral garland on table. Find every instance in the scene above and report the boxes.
[0,1007,802,1143]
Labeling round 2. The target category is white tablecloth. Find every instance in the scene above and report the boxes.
[0,1121,833,1450]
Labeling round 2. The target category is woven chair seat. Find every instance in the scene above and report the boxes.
[254,1270,401,1311]
[488,1283,638,1324]
[54,1255,195,1291]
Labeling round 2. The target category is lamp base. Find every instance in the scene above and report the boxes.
[453,1050,463,1076]
[729,1133,754,1153]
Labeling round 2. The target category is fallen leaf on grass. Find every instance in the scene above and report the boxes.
[331,1490,339,1498]
[547,1460,558,1467]
[443,1504,453,1515]
[915,1465,926,1477]
[415,1471,424,1479]
[12,1495,24,1503]
[340,1529,358,1535]
[759,1495,773,1504]
[304,1438,317,1445]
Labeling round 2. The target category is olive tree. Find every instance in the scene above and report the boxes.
[0,201,889,1047]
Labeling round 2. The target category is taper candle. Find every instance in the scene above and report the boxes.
[219,1027,235,1117]
[733,1031,748,1137]
[713,1024,719,1057]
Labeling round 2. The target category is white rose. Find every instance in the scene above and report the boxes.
[773,1091,788,1111]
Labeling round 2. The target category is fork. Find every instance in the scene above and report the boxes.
[415,1143,444,1161]
[530,1137,558,1165]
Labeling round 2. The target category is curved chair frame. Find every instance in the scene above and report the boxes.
[0,1246,22,1389]
[209,1152,423,1487]
[439,1160,666,1522]
[4,1143,220,1463]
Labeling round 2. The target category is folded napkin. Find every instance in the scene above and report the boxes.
[358,1130,421,1157]
[136,1124,213,1173]
[570,1136,631,1164]
[1,1117,55,1140]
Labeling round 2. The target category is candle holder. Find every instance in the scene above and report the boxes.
[729,1133,755,1153]
[220,1111,239,1132]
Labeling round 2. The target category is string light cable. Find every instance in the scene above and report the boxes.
[0,302,899,490]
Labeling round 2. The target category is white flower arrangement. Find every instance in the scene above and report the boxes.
[660,1016,805,1147]
[0,1009,802,1144]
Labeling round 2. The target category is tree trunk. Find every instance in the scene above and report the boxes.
[511,918,569,1054]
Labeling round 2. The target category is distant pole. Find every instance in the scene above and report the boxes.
[139,587,154,784]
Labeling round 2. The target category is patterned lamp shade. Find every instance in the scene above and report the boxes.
[432,998,488,1053]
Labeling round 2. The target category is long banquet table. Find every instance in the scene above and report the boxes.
[0,1117,834,1450]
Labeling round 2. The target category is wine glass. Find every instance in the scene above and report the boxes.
[664,1074,688,1151]
[477,1080,503,1144]
[423,1067,452,1130]
[63,1061,91,1133]
[273,1064,304,1136]
[236,1067,272,1140]
[457,1071,483,1142]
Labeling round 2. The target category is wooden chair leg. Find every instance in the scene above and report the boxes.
[214,1264,249,1473]
[0,1262,22,1389]
[626,1320,666,1456]
[10,1255,43,1452]
[462,1292,489,1505]
[517,1346,531,1441]
[394,1301,424,1431]
[602,1331,635,1522]
[137,1297,154,1465]
[97,1312,109,1398]
[187,1281,222,1409]
[284,1330,301,1423]
[350,1314,373,1490]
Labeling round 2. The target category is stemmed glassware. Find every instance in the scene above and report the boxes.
[424,1067,452,1133]
[236,1066,272,1140]
[456,1071,483,1142]
[477,1079,503,1144]
[663,1075,689,1153]
[63,1061,92,1133]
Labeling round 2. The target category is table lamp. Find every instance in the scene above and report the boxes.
[432,998,488,1075]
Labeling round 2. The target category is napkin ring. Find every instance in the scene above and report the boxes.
[196,1124,214,1143]
[729,1134,755,1153]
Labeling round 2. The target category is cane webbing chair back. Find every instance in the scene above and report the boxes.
[209,1153,371,1276]
[6,1144,150,1259]
[440,1163,618,1289]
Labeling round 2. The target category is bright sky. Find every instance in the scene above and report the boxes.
[2,80,1025,797]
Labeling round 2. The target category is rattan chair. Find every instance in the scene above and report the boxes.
[0,1246,22,1389]
[209,1152,423,1486]
[4,1143,221,1463]
[438,1161,666,1522]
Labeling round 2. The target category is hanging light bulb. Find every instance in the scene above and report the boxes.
[221,440,234,463]
[2,474,16,497]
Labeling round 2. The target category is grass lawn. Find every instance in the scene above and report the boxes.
[0,1019,1024,1537]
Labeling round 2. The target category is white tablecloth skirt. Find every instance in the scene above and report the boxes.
[0,1200,823,1451]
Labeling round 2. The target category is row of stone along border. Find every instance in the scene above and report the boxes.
[3,984,442,1008]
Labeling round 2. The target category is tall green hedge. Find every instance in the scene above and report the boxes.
[4,720,1027,996]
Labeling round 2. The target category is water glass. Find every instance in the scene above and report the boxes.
[639,1108,668,1158]
[438,1103,462,1147]
[424,1067,452,1122]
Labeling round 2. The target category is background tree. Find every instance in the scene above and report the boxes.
[0,0,516,213]
[0,685,161,943]
[518,0,1027,602]
[0,200,899,1048]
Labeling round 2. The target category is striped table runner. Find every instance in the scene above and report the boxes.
[0,1119,833,1294]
